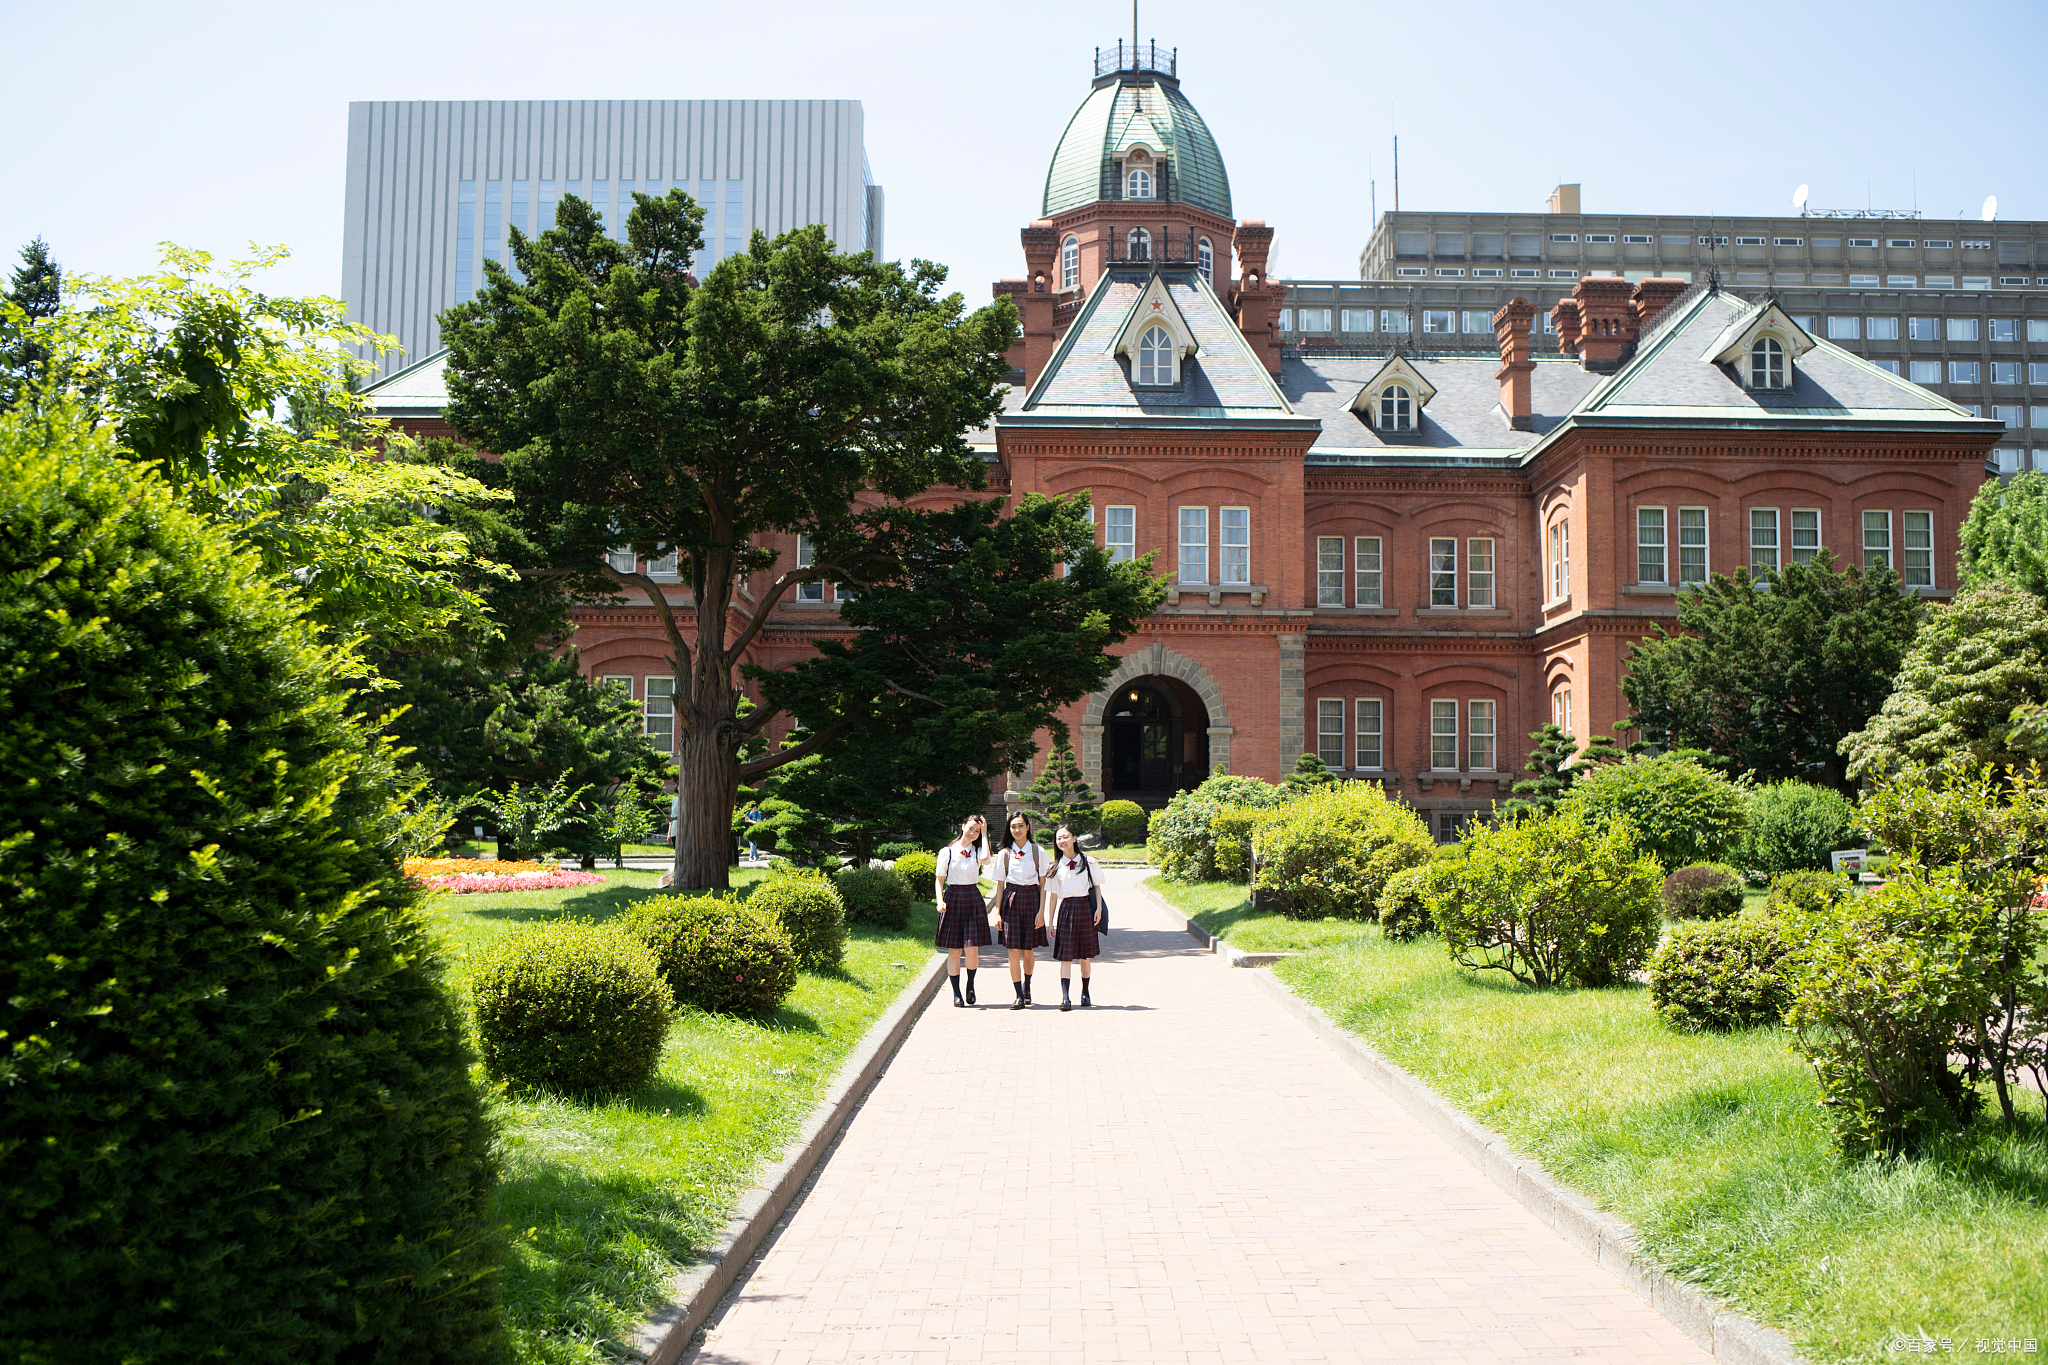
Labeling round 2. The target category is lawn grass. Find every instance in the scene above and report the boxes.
[1222,897,2048,1363]
[1145,875,1378,952]
[424,867,937,1364]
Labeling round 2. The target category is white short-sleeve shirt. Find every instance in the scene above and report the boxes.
[1045,852,1102,900]
[939,841,984,885]
[996,843,1046,885]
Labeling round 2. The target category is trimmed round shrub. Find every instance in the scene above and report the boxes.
[621,893,798,1016]
[471,919,675,1096]
[1377,865,1435,941]
[1661,862,1745,920]
[873,840,921,862]
[1648,914,1793,1032]
[1741,780,1858,876]
[1098,799,1146,845]
[1147,773,1291,881]
[1766,868,1854,917]
[1561,754,1749,870]
[837,864,912,930]
[0,420,506,1361]
[891,850,938,900]
[1250,783,1433,919]
[1425,805,1663,988]
[748,869,848,970]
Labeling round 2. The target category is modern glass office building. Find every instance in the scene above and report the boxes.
[342,100,884,375]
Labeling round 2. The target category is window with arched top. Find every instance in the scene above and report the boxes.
[1137,325,1175,385]
[1750,336,1787,388]
[1198,237,1214,285]
[1060,235,1078,290]
[1379,385,1413,430]
[1128,228,1151,261]
[1125,167,1153,199]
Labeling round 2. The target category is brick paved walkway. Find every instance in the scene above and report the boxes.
[686,867,1711,1364]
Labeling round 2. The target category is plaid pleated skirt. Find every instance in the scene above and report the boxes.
[996,884,1048,949]
[936,883,992,949]
[1051,894,1101,961]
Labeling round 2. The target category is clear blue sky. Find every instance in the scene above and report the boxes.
[6,0,2045,330]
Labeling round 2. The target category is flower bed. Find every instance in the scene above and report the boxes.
[405,856,555,879]
[429,870,607,895]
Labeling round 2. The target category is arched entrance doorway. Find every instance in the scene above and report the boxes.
[1103,674,1210,797]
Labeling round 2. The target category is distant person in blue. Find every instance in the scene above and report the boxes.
[742,803,764,863]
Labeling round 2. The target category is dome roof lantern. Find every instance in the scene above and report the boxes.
[1041,41,1232,220]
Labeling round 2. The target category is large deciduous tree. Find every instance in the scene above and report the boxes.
[441,191,1164,888]
[1959,470,2048,602]
[1620,554,1920,792]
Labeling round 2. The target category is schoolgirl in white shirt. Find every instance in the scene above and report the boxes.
[932,815,991,1007]
[993,812,1049,1008]
[1043,823,1106,1010]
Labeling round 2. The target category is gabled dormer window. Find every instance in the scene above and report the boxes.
[1380,386,1414,430]
[1126,167,1153,199]
[1137,326,1175,385]
[1750,336,1787,389]
[1128,228,1151,261]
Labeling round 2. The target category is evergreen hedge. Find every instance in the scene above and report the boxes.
[471,920,674,1096]
[620,894,798,1017]
[749,868,849,970]
[836,864,913,929]
[0,417,505,1363]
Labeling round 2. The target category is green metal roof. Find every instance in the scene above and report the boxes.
[1041,74,1232,219]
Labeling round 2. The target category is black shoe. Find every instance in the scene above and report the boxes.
[1080,994,1093,1007]
[1010,997,1027,1010]
[1060,1001,1072,1012]
[953,995,965,1008]
[965,985,976,1005]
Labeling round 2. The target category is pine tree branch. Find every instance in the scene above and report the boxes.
[736,718,853,781]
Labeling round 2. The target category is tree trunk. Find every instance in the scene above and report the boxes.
[669,711,740,890]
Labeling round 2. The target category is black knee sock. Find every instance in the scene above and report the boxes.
[966,968,977,989]
[950,972,961,998]
[1061,977,1071,1001]
[1081,977,1092,1000]
[1012,979,1024,998]
[1024,973,1033,999]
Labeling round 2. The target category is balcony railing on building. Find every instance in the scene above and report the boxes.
[1095,40,1176,78]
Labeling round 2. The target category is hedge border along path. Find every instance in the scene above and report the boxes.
[627,943,948,1364]
[1130,879,1806,1365]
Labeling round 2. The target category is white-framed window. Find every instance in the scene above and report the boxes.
[1547,519,1570,601]
[2030,321,2048,343]
[1948,318,1981,342]
[1992,362,2022,385]
[1278,308,1293,332]
[1993,404,2023,429]
[1827,316,1860,340]
[1509,268,1541,280]
[1908,317,1939,340]
[1873,359,1903,375]
[796,533,824,600]
[1060,235,1078,290]
[1178,507,1208,585]
[1909,359,1942,384]
[644,676,676,752]
[1551,233,1579,243]
[605,545,637,573]
[1356,536,1383,607]
[1429,537,1457,607]
[1125,166,1152,199]
[1963,276,1992,291]
[1422,309,1453,333]
[1468,700,1496,772]
[1863,510,1892,573]
[1587,233,1618,244]
[1791,509,1822,565]
[1198,237,1214,285]
[1380,385,1414,430]
[1848,237,1878,248]
[1220,507,1250,586]
[2034,405,2048,428]
[1318,698,1346,769]
[1750,507,1780,573]
[645,549,679,578]
[1951,361,1981,385]
[1553,687,1574,738]
[1105,505,1135,563]
[1468,538,1495,608]
[1678,507,1708,583]
[1296,307,1332,332]
[1434,268,1464,278]
[1379,309,1410,332]
[597,674,633,698]
[1550,269,1579,279]
[1462,310,1494,333]
[1394,266,1427,278]
[1137,325,1175,385]
[1637,506,1667,585]
[1430,700,1459,771]
[1924,275,1955,289]
[1903,511,1933,588]
[1625,234,1655,245]
[1356,698,1383,771]
[1473,267,1504,279]
[1128,227,1151,260]
[1317,536,1346,607]
[1750,337,1787,388]
[1994,319,2022,344]
[1867,316,1900,340]
[1923,239,1953,249]
[1340,308,1373,332]
[1774,237,1804,247]
[2033,365,2048,385]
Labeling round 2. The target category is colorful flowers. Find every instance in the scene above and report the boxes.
[403,858,605,895]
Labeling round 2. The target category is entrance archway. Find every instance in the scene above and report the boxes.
[1081,644,1232,799]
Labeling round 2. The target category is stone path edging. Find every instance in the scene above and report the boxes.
[1132,878,1804,1365]
[628,947,949,1364]
[1153,882,1299,967]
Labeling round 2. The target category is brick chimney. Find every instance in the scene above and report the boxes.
[1492,297,1536,431]
[1631,277,1690,331]
[1007,220,1061,386]
[1550,298,1582,357]
[1571,276,1636,371]
[1230,220,1284,373]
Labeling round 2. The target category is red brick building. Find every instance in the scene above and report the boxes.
[368,45,2000,837]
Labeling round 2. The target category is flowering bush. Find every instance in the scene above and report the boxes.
[429,870,607,895]
[404,856,552,879]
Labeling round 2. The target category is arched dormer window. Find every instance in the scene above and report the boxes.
[1060,235,1078,290]
[1125,166,1153,199]
[1128,228,1151,261]
[1198,237,1214,285]
[1137,326,1175,385]
[1749,336,1787,389]
[1380,386,1413,431]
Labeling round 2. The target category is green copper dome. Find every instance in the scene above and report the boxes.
[1041,67,1232,219]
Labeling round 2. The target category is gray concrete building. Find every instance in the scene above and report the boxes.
[1279,190,2048,472]
[343,100,884,376]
